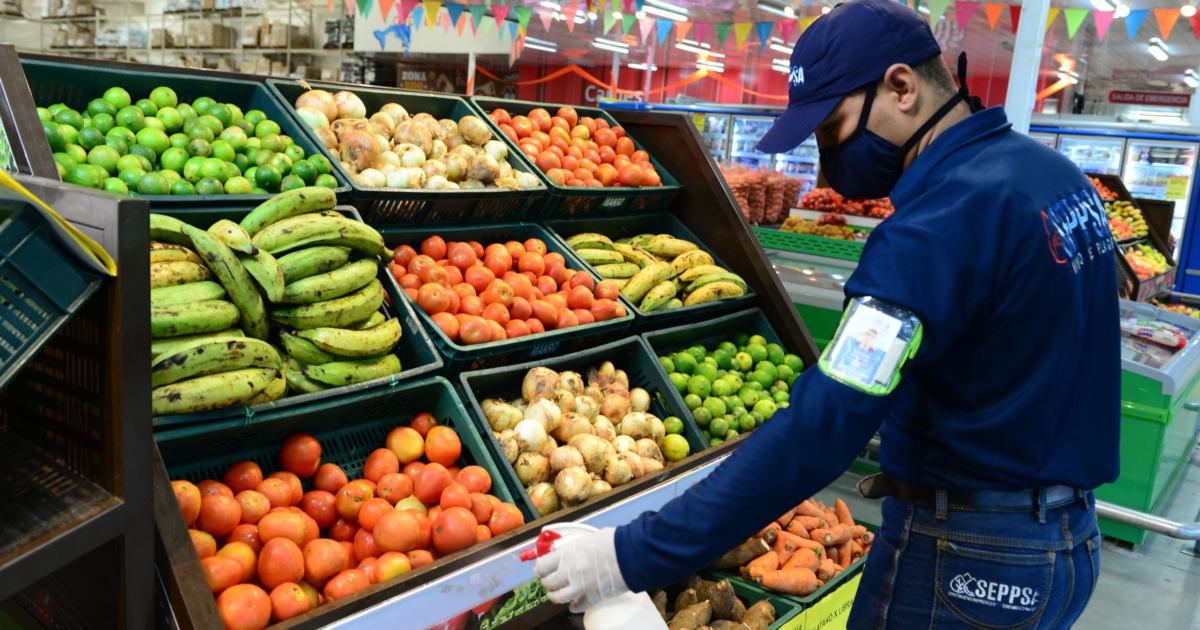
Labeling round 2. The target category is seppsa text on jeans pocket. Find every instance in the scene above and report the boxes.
[933,539,1054,628]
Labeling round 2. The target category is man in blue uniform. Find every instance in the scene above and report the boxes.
[534,1,1120,627]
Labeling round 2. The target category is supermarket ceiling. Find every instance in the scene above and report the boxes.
[505,1,1200,94]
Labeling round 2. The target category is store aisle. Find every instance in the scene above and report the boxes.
[817,451,1200,630]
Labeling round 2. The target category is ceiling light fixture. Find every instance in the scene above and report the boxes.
[593,38,629,54]
[697,60,725,73]
[587,11,597,20]
[645,0,688,14]
[1149,38,1170,61]
[1114,3,1130,18]
[538,1,560,10]
[642,5,688,22]
[629,62,658,71]
[770,43,792,54]
[524,43,557,53]
[677,41,726,58]
[1185,75,1199,88]
[1183,4,1197,17]
[1090,0,1114,10]
[758,3,795,19]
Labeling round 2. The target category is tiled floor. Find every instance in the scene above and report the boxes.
[818,448,1200,629]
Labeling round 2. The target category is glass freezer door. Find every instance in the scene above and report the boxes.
[696,113,731,163]
[1057,135,1126,175]
[1122,140,1198,247]
[1030,132,1057,149]
[730,115,775,170]
[773,136,819,195]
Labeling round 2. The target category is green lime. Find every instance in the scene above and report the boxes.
[717,340,737,355]
[59,124,78,146]
[116,154,143,173]
[260,134,283,153]
[195,177,224,195]
[750,370,774,389]
[686,345,706,363]
[209,103,232,127]
[254,149,275,167]
[251,187,268,194]
[663,417,684,435]
[183,156,205,182]
[283,143,306,162]
[186,122,214,142]
[712,349,733,370]
[86,98,113,117]
[746,343,768,363]
[254,164,281,191]
[160,147,188,173]
[314,173,338,189]
[169,179,196,195]
[254,119,281,139]
[43,122,65,152]
[106,126,135,146]
[784,354,803,373]
[244,109,267,126]
[709,417,729,438]
[766,343,786,366]
[134,98,158,117]
[692,406,712,427]
[102,177,129,194]
[170,133,190,149]
[86,145,120,175]
[192,96,216,116]
[196,114,223,136]
[747,381,763,392]
[218,126,248,152]
[105,135,129,156]
[187,138,212,158]
[37,107,52,123]
[160,170,182,187]
[710,378,735,398]
[773,390,789,404]
[149,86,177,108]
[739,414,756,433]
[661,434,690,462]
[129,143,157,164]
[709,436,723,446]
[725,428,739,440]
[64,164,101,188]
[141,117,165,132]
[77,126,105,150]
[694,364,719,383]
[210,140,235,163]
[738,386,760,407]
[683,393,702,411]
[243,166,258,184]
[48,103,70,117]
[90,112,115,134]
[668,372,689,394]
[64,144,87,165]
[136,172,169,195]
[703,396,727,418]
[752,399,778,420]
[755,362,778,381]
[135,127,170,156]
[52,152,76,170]
[115,106,145,131]
[224,176,252,194]
[279,174,305,192]
[775,364,795,384]
[178,103,197,122]
[54,162,65,178]
[733,352,753,372]
[156,106,184,132]
[659,356,676,375]
[236,119,255,135]
[672,352,696,375]
[103,86,132,110]
[118,167,145,188]
[52,107,83,129]
[200,157,226,181]
[290,159,317,184]
[748,334,768,347]
[267,153,292,175]
[308,154,332,174]
[278,134,295,148]
[686,375,711,398]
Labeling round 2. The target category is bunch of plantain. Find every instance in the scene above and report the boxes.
[148,187,406,416]
[565,232,749,312]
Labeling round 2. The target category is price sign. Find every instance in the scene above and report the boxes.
[1166,176,1188,200]
[692,113,706,132]
[778,573,863,630]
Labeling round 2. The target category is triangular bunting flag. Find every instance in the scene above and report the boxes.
[927,0,949,24]
[1192,14,1200,39]
[954,1,978,31]
[1044,6,1058,33]
[799,16,818,33]
[603,7,616,33]
[1126,9,1148,39]
[983,3,1003,30]
[493,4,510,31]
[456,11,469,35]
[514,6,532,30]
[410,4,423,25]
[507,20,519,40]
[467,4,485,29]
[733,22,752,49]
[639,15,655,43]
[778,18,796,43]
[755,21,774,48]
[345,0,355,17]
[538,9,554,32]
[657,19,673,45]
[714,22,732,48]
[443,3,463,27]
[675,20,692,42]
[622,13,636,34]
[623,0,633,12]
[1063,8,1087,38]
[694,21,711,44]
[1009,6,1020,33]
[423,0,441,28]
[1154,7,1179,39]
[378,0,395,21]
[357,0,373,17]
[564,2,578,32]
[1093,10,1114,41]
[398,0,417,22]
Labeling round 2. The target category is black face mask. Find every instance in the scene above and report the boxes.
[818,52,985,200]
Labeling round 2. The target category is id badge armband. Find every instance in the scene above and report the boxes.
[818,296,923,395]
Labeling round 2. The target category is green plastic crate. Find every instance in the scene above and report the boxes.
[151,206,442,430]
[544,213,756,330]
[469,96,680,219]
[642,308,799,449]
[458,337,706,522]
[754,226,865,263]
[378,223,635,370]
[20,59,349,206]
[0,192,105,391]
[156,375,516,505]
[697,573,807,629]
[267,79,547,226]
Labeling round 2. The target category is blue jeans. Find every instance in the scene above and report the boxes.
[847,492,1101,629]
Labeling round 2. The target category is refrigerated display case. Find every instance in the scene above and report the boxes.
[762,248,853,351]
[1030,131,1058,149]
[695,112,731,162]
[1098,300,1200,544]
[773,136,820,195]
[1057,134,1126,175]
[1122,139,1198,247]
[730,115,775,169]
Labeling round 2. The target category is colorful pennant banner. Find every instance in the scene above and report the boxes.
[983,2,1003,30]
[1063,8,1087,39]
[954,1,978,31]
[657,19,673,45]
[927,0,949,25]
[1044,7,1059,33]
[733,22,752,49]
[1154,7,1180,39]
[714,22,732,48]
[1093,10,1114,41]
[755,21,774,48]
[1126,9,1148,40]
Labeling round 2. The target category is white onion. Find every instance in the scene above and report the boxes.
[528,482,559,516]
[356,168,386,187]
[429,139,448,160]
[515,452,550,485]
[630,388,650,412]
[375,151,401,169]
[444,156,467,182]
[296,106,330,130]
[424,175,449,190]
[525,399,562,433]
[514,418,548,453]
[484,140,509,162]
[554,466,592,505]
[296,89,337,122]
[397,143,426,168]
[334,90,367,119]
[516,172,541,189]
[549,445,585,474]
[380,102,410,125]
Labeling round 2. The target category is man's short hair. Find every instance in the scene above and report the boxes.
[912,55,958,96]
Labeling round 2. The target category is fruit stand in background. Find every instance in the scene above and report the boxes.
[1093,173,1179,302]
[719,165,802,225]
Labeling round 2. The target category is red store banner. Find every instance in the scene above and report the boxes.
[1108,90,1192,107]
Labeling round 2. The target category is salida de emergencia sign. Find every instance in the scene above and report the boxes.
[1108,90,1192,107]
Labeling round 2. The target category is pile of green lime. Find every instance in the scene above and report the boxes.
[659,334,802,446]
[39,85,338,196]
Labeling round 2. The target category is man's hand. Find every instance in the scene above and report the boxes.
[533,527,629,613]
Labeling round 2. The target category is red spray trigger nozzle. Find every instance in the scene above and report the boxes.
[519,529,562,561]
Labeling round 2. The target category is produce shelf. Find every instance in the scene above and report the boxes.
[544,212,755,330]
[459,336,706,521]
[267,79,546,226]
[19,58,351,206]
[469,96,681,219]
[754,226,865,263]
[151,205,442,431]
[378,222,635,370]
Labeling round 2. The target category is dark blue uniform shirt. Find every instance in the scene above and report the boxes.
[614,107,1120,593]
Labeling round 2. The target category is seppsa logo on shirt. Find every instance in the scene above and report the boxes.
[1040,188,1115,274]
[948,572,1041,612]
[789,66,805,86]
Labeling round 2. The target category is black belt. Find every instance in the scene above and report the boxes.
[859,474,1087,511]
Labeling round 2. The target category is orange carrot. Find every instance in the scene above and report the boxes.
[776,508,796,526]
[860,532,874,546]
[794,537,824,557]
[758,521,783,539]
[816,558,841,581]
[758,568,822,596]
[782,547,820,572]
[795,500,824,518]
[794,515,825,531]
[823,509,840,527]
[837,540,854,569]
[851,540,864,561]
[772,530,807,564]
[743,551,780,580]
[810,525,852,547]
[786,519,809,539]
[848,525,868,539]
[834,499,855,528]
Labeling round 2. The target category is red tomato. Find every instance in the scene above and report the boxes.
[420,235,447,260]
[446,242,477,270]
[393,244,417,268]
[459,315,492,345]
[417,283,450,314]
[615,137,635,156]
[430,311,459,341]
[556,107,579,128]
[504,319,531,339]
[535,150,561,172]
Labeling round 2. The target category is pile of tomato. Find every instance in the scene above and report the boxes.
[487,105,664,188]
[389,235,627,345]
[172,415,524,629]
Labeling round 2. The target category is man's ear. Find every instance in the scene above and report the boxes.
[881,63,921,115]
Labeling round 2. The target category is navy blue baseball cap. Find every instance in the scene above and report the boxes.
[757,0,942,153]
